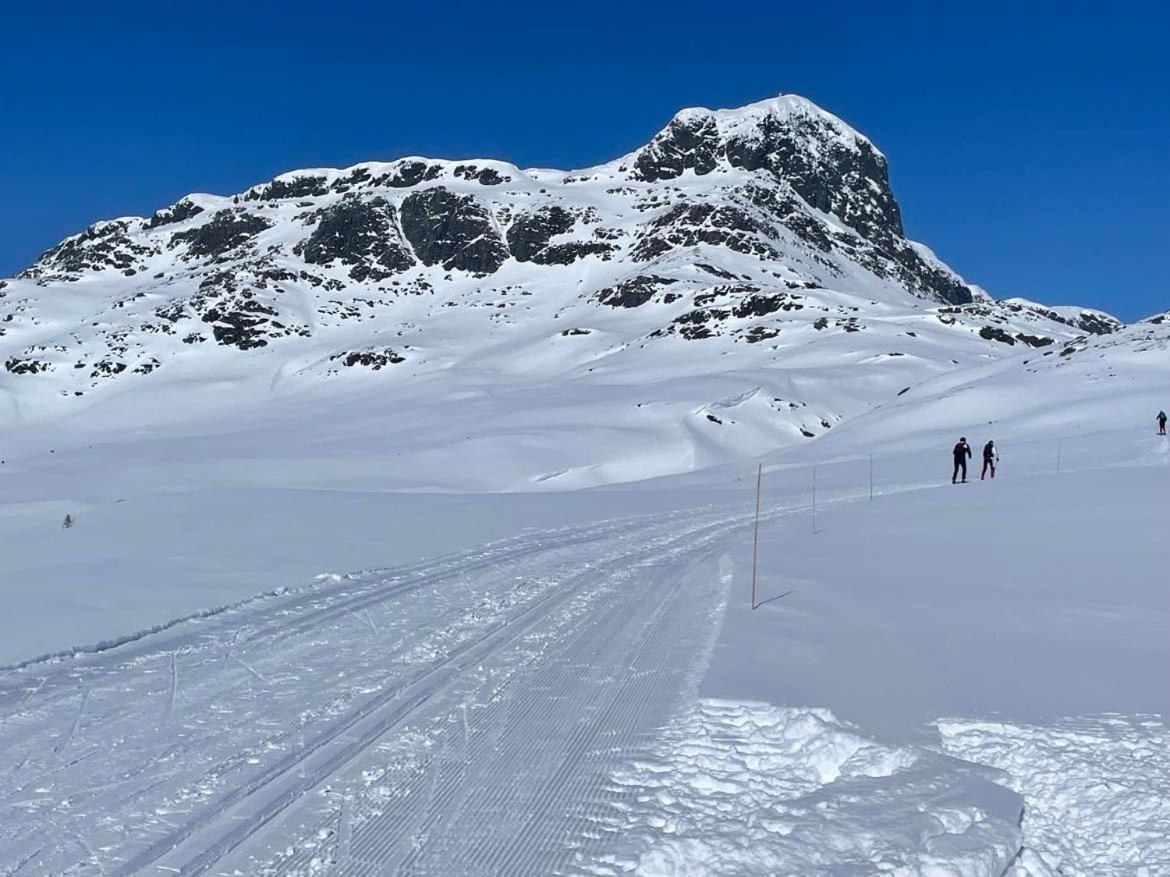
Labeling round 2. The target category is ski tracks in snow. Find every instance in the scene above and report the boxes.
[0,503,761,876]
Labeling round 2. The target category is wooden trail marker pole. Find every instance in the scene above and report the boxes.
[751,463,762,610]
[812,464,818,534]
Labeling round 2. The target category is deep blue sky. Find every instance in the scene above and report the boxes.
[3,1,1166,320]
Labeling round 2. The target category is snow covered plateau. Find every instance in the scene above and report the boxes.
[0,95,1165,875]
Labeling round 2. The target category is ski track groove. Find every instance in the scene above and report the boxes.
[213,513,747,875]
[0,499,814,876]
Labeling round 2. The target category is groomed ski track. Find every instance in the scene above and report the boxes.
[0,497,817,876]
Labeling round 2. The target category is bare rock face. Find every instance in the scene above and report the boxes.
[399,188,508,274]
[296,196,415,281]
[146,198,205,230]
[169,210,271,259]
[633,111,721,182]
[506,206,615,265]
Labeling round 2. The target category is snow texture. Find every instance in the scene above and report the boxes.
[940,717,1170,876]
[578,699,1024,876]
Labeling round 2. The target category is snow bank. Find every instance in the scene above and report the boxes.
[940,716,1170,876]
[580,699,1024,875]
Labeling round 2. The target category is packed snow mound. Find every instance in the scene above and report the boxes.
[940,716,1170,875]
[0,94,1117,448]
[579,699,1025,875]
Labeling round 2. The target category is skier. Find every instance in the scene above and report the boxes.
[1158,411,1167,435]
[981,440,999,480]
[952,437,972,484]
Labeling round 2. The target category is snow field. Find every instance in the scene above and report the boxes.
[0,388,1166,873]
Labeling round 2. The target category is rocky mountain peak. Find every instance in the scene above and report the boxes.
[630,94,902,241]
[0,95,1120,420]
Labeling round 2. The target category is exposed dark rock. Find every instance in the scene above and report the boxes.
[4,357,51,375]
[723,110,903,241]
[330,348,406,370]
[744,185,835,253]
[170,211,271,258]
[364,160,444,188]
[22,220,153,278]
[542,242,615,264]
[731,292,804,319]
[91,359,128,377]
[146,198,205,229]
[454,164,509,185]
[632,200,780,261]
[695,262,739,280]
[295,196,415,281]
[670,308,727,340]
[133,358,162,375]
[246,175,329,201]
[979,326,1016,345]
[507,206,575,262]
[597,275,675,308]
[1004,301,1121,336]
[188,267,311,350]
[742,326,781,343]
[1016,333,1054,348]
[633,111,720,182]
[399,188,508,273]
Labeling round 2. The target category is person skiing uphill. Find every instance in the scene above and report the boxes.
[981,440,999,480]
[952,437,972,483]
[1158,411,1167,435]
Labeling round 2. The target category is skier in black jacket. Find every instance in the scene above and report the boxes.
[1158,411,1167,435]
[952,437,971,483]
[981,440,998,480]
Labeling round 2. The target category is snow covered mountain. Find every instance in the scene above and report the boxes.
[2,97,1167,877]
[0,94,1124,483]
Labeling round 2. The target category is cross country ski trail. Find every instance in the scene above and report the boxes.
[0,501,767,876]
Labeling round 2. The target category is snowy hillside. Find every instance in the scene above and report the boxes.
[0,94,1121,487]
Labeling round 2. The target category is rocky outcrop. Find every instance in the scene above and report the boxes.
[21,220,154,280]
[146,198,205,230]
[632,111,720,182]
[506,206,615,265]
[399,188,508,274]
[632,200,780,262]
[597,275,677,308]
[296,196,415,281]
[170,210,271,259]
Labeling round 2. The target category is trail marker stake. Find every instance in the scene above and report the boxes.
[812,464,818,534]
[751,463,762,610]
[869,453,874,501]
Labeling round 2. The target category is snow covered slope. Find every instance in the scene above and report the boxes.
[787,307,1170,461]
[0,95,1120,488]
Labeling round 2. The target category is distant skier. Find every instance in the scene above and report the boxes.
[952,437,972,484]
[981,440,999,480]
[1158,411,1167,435]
